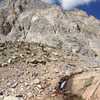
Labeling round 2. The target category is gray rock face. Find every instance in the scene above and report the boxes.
[0,0,100,58]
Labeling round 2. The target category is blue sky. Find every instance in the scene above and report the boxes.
[78,0,100,19]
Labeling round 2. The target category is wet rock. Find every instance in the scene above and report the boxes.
[0,47,6,51]
[37,85,42,89]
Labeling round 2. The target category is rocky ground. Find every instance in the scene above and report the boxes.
[0,0,100,100]
[0,41,100,100]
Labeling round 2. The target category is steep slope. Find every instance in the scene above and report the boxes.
[0,0,100,57]
[0,0,100,100]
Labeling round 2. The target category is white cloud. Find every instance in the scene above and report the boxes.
[41,0,96,10]
[61,0,96,10]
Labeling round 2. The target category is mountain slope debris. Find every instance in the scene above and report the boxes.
[0,0,100,100]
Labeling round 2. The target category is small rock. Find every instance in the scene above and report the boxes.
[0,96,3,100]
[24,82,29,86]
[0,47,6,51]
[27,59,46,65]
[11,82,18,88]
[3,96,23,100]
[26,92,33,97]
[16,95,23,98]
[33,79,40,84]
[0,43,5,47]
[0,63,2,67]
[37,85,42,89]
[52,52,59,56]
[1,63,8,67]
[20,86,24,91]
[7,80,18,88]
[19,54,24,58]
[7,58,12,64]
[0,91,3,95]
[54,68,59,73]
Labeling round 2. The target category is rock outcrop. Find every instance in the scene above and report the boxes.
[0,0,100,100]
